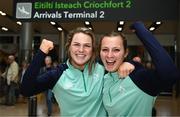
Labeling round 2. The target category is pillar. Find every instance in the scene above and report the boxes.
[174,0,180,97]
[58,31,66,63]
[19,22,33,63]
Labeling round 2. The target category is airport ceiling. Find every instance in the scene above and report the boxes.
[0,0,178,35]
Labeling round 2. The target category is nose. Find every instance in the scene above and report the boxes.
[107,51,114,58]
[79,45,84,52]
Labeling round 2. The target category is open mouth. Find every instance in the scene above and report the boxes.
[106,60,116,66]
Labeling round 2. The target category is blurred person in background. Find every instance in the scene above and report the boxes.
[1,55,19,106]
[39,56,54,116]
[18,60,29,103]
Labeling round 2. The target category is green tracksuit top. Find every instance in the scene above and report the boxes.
[103,72,155,117]
[52,61,107,117]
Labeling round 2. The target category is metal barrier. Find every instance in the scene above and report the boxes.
[28,96,37,117]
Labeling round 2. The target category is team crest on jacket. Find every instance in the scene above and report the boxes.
[119,85,126,94]
[64,82,73,89]
[93,73,99,80]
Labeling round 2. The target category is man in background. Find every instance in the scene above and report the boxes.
[1,55,19,106]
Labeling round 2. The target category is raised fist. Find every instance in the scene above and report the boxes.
[40,39,54,54]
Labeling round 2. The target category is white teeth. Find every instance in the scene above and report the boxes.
[106,60,115,63]
[76,54,85,57]
[106,60,115,65]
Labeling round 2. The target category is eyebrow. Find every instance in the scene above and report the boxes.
[101,46,121,48]
[73,42,92,45]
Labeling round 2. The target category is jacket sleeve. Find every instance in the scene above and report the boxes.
[20,50,68,97]
[130,22,180,95]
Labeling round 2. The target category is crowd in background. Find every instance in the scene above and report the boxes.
[0,54,58,115]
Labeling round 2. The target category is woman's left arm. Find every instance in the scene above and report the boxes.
[131,21,180,88]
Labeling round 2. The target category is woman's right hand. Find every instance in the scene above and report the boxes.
[40,39,54,54]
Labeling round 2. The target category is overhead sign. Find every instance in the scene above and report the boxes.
[13,0,178,21]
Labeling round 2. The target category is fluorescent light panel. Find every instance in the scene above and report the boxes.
[119,21,124,25]
[57,27,62,31]
[156,21,161,25]
[16,21,22,25]
[117,27,122,31]
[50,21,56,25]
[85,21,90,25]
[149,27,155,31]
[88,27,92,30]
[2,27,8,31]
[0,11,6,16]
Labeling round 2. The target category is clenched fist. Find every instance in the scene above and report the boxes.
[118,62,135,78]
[40,39,54,54]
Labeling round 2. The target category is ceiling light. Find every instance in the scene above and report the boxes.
[0,11,6,16]
[85,21,90,25]
[88,27,92,30]
[17,21,22,25]
[2,27,8,31]
[156,21,161,25]
[117,27,122,31]
[149,27,155,31]
[50,21,56,25]
[57,27,62,31]
[119,21,124,25]
[1,12,6,16]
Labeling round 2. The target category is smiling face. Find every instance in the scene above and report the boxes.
[66,27,96,73]
[69,32,93,70]
[100,34,128,72]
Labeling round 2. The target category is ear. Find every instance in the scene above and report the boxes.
[124,48,129,58]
